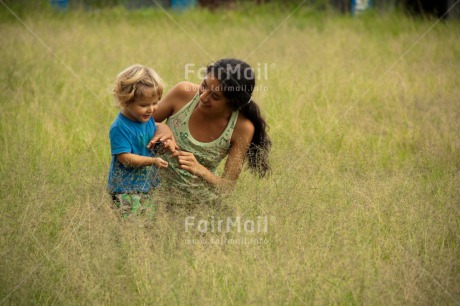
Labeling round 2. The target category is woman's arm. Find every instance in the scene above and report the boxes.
[174,116,255,193]
[148,82,198,150]
[151,123,178,152]
[153,81,198,122]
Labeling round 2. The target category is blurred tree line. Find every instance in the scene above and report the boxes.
[1,0,458,18]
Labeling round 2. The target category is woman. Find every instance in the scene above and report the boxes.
[150,58,271,204]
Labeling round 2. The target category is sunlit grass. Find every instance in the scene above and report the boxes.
[0,4,459,304]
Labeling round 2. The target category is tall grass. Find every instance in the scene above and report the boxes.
[0,4,459,304]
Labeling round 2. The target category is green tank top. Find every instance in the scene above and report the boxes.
[159,92,239,203]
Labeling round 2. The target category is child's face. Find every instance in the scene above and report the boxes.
[122,94,160,123]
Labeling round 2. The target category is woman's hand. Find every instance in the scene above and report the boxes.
[173,150,207,177]
[148,123,178,153]
[173,150,236,194]
[161,139,178,153]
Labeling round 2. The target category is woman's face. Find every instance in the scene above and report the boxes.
[198,73,230,114]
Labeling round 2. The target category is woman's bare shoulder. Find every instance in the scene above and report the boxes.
[160,82,200,116]
[170,81,199,101]
[233,112,255,141]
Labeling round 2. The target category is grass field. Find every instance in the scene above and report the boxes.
[0,2,459,304]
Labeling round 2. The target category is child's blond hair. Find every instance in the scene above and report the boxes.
[113,64,164,108]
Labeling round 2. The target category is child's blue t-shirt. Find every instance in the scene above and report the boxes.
[107,113,159,194]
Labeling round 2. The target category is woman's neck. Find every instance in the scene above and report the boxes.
[195,105,233,121]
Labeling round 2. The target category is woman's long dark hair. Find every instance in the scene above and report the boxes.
[207,58,271,177]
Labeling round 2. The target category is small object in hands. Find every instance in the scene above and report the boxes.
[151,141,166,154]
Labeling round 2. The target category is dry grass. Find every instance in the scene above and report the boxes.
[0,4,459,305]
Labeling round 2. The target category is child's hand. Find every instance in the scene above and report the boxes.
[151,157,168,168]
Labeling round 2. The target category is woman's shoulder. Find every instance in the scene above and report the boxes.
[170,81,199,101]
[232,112,255,141]
[159,82,199,117]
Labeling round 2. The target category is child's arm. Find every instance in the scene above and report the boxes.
[117,153,168,168]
